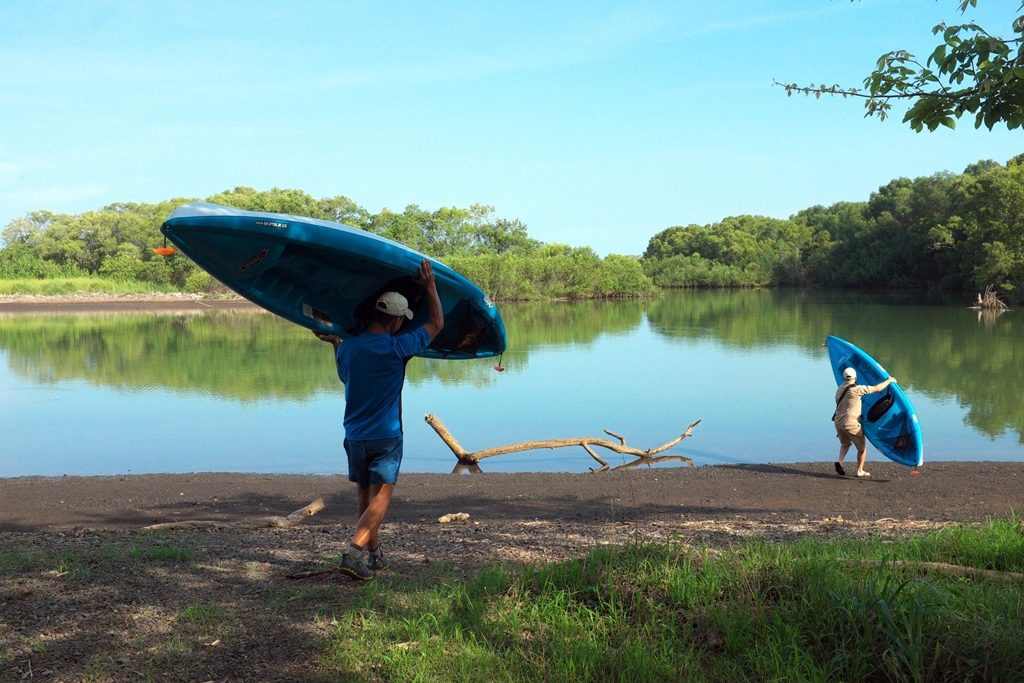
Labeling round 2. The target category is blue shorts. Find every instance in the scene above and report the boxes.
[344,437,404,488]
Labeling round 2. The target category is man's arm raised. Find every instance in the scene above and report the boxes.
[415,259,444,341]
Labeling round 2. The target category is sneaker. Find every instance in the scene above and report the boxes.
[339,545,373,581]
[368,546,388,572]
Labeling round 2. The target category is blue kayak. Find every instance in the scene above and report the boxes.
[825,335,923,468]
[161,202,507,360]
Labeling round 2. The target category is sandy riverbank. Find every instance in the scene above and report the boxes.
[3,462,1021,533]
[0,292,253,314]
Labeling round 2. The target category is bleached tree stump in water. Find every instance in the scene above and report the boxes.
[971,286,1008,310]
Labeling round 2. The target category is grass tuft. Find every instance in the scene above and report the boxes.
[176,603,230,625]
[129,542,195,564]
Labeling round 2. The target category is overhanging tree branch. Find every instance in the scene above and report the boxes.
[776,3,1024,131]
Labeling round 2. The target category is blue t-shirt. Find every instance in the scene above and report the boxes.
[335,326,431,441]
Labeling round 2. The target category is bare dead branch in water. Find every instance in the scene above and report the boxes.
[424,413,701,474]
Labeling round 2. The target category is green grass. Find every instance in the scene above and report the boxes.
[0,277,174,295]
[129,541,196,564]
[321,520,1024,682]
[177,603,231,625]
[0,546,103,578]
[0,538,197,580]
[4,522,1022,680]
[0,547,47,575]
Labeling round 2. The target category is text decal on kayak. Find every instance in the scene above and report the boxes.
[255,220,287,229]
[240,248,269,272]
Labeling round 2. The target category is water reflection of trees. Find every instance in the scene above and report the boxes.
[647,290,1023,442]
[0,299,645,399]
[415,299,644,384]
[0,311,335,401]
[3,293,1019,442]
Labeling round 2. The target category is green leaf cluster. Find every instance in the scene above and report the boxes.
[896,11,1024,131]
[642,155,1024,301]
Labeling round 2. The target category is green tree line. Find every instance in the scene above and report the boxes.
[642,154,1024,302]
[3,155,1022,301]
[0,186,656,301]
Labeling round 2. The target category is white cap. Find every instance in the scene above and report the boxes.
[375,291,414,319]
[842,367,857,381]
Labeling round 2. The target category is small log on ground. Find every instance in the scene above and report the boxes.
[286,567,339,580]
[842,558,1024,582]
[142,498,325,531]
[425,413,701,473]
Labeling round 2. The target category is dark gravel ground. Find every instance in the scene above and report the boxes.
[3,461,1021,533]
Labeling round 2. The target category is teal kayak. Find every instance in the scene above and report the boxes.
[161,202,507,360]
[826,335,923,468]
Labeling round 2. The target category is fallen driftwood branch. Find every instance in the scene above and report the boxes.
[424,413,701,473]
[842,558,1024,582]
[142,498,325,531]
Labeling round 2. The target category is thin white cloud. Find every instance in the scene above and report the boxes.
[0,161,22,180]
[271,7,675,92]
[0,6,672,99]
[0,183,109,216]
[679,4,855,40]
[273,5,856,94]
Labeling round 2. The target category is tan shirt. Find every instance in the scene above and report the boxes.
[834,381,889,431]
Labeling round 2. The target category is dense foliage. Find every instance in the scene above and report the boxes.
[0,187,654,300]
[642,155,1024,301]
[4,155,1023,302]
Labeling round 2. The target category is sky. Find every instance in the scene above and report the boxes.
[1,1,1020,256]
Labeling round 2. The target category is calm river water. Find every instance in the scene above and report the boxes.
[1,290,1021,476]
